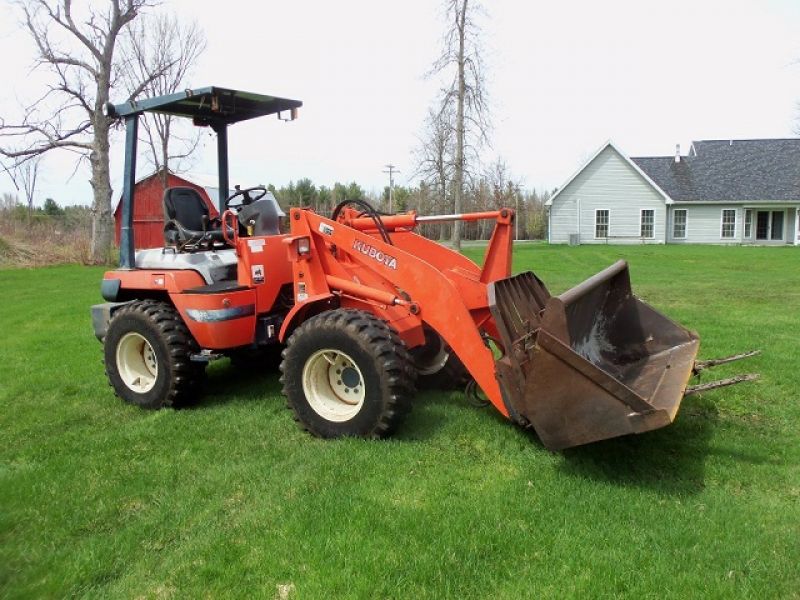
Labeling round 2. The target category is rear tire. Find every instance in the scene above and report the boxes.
[411,327,471,390]
[104,300,204,409]
[280,309,415,438]
[419,352,470,390]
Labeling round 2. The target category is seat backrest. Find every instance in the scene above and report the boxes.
[163,187,209,232]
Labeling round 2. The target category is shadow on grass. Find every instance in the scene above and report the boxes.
[393,391,457,441]
[185,359,284,410]
[185,364,724,499]
[555,395,719,496]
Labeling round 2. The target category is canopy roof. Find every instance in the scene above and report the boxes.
[109,86,302,125]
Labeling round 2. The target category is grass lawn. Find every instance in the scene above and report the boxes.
[1,244,798,598]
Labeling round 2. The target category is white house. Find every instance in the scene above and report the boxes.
[547,139,800,246]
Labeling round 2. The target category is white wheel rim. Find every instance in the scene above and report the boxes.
[302,349,365,422]
[116,332,159,393]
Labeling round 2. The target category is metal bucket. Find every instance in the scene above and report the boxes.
[489,261,699,450]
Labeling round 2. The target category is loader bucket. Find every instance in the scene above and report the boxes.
[489,260,699,450]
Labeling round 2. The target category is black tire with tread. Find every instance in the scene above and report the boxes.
[104,300,204,409]
[418,351,471,391]
[411,327,471,390]
[280,309,416,438]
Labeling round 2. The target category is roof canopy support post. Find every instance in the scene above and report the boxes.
[119,114,139,269]
[214,123,229,214]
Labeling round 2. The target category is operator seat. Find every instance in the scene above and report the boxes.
[162,187,223,249]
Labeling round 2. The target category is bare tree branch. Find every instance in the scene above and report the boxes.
[8,156,41,221]
[121,12,206,185]
[0,0,162,263]
[421,0,491,250]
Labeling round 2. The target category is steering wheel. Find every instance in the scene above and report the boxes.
[225,185,267,213]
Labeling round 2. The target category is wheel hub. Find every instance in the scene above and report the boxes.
[340,367,360,388]
[302,349,366,422]
[116,332,158,393]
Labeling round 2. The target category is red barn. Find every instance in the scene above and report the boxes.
[114,172,219,249]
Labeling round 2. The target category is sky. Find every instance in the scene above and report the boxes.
[1,0,799,207]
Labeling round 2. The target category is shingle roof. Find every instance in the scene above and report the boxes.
[631,139,800,202]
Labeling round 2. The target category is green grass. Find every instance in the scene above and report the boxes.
[1,245,799,599]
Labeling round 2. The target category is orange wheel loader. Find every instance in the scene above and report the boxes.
[91,87,757,450]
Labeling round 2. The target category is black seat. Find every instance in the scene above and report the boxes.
[163,187,224,249]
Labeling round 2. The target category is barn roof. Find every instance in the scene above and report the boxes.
[108,86,302,125]
[111,171,214,214]
[632,139,800,202]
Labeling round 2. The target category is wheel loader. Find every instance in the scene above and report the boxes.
[92,87,757,450]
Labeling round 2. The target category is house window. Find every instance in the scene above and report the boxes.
[721,209,736,239]
[640,209,655,238]
[673,209,687,239]
[595,209,609,238]
[744,209,753,238]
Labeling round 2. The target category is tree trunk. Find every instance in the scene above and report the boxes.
[89,119,114,264]
[437,172,447,241]
[452,0,467,251]
[160,117,170,189]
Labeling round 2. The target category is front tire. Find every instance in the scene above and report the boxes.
[280,309,415,438]
[104,300,204,409]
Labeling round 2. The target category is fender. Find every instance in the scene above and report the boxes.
[278,293,335,342]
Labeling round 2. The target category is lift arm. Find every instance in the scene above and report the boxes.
[284,208,517,418]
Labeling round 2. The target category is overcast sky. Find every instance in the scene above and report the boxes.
[1,0,799,206]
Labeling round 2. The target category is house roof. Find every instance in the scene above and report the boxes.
[632,139,800,202]
[545,140,673,206]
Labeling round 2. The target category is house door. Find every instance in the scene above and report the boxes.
[756,210,785,241]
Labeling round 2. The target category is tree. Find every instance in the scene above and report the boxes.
[484,157,523,237]
[43,197,64,216]
[428,0,490,250]
[11,157,42,222]
[294,178,318,209]
[1,193,21,211]
[415,106,454,219]
[525,189,549,240]
[345,182,365,200]
[332,182,350,204]
[393,186,411,213]
[122,13,206,189]
[318,185,332,212]
[0,0,163,264]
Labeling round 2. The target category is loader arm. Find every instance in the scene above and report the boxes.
[284,208,515,418]
[284,206,754,450]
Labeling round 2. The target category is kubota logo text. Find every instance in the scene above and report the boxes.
[352,240,398,269]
